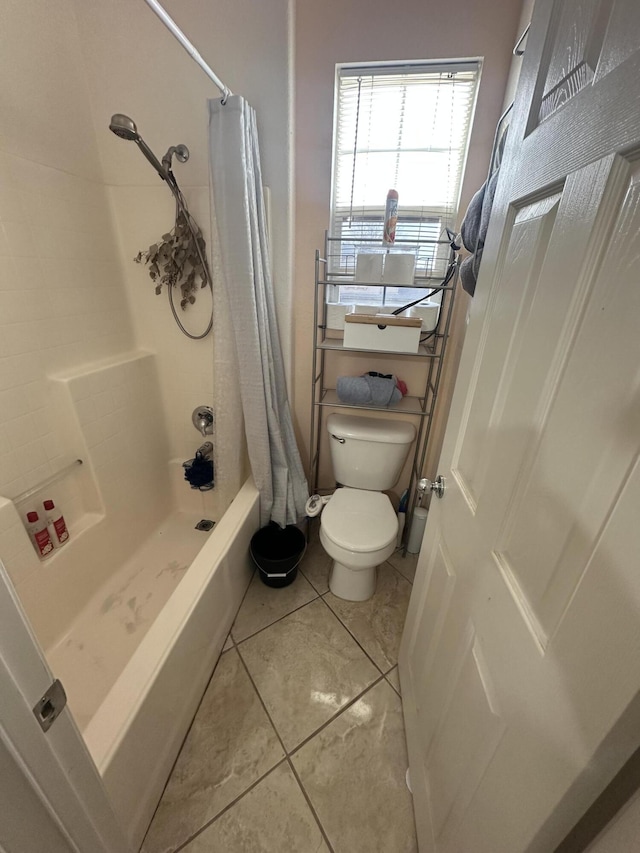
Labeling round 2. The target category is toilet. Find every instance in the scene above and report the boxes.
[319,413,416,601]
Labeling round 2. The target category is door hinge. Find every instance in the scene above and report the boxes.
[33,679,67,733]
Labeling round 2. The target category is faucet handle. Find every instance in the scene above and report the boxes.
[192,406,214,436]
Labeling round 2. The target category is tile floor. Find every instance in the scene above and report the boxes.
[141,524,419,853]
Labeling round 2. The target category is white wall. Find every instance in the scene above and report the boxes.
[0,0,134,502]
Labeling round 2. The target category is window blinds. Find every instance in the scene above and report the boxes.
[331,62,480,243]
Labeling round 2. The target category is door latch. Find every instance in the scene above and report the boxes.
[33,679,67,733]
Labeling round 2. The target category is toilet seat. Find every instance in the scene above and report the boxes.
[321,487,397,553]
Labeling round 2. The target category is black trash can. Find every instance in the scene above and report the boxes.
[250,522,306,588]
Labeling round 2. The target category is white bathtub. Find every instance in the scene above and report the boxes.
[80,477,259,849]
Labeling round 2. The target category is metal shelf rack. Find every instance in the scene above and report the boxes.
[309,231,459,550]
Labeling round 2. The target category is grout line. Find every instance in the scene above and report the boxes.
[287,757,336,853]
[172,758,291,852]
[288,672,389,758]
[171,639,292,850]
[147,565,405,852]
[137,639,236,851]
[298,561,331,596]
[235,642,388,853]
[234,643,336,851]
[140,570,258,850]
[235,641,289,755]
[232,590,321,646]
[318,593,389,675]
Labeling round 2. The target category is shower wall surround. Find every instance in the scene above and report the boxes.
[72,0,294,468]
[0,0,136,618]
[1,0,293,647]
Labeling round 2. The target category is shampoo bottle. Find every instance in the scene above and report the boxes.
[26,511,54,559]
[43,499,69,546]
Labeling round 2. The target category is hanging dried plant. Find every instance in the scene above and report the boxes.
[134,210,208,310]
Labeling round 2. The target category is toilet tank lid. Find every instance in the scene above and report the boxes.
[326,413,416,444]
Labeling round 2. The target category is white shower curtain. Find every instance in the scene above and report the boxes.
[208,96,308,528]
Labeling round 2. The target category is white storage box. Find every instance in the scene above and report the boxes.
[327,302,439,332]
[343,313,422,353]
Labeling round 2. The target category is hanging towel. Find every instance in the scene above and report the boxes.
[460,168,500,297]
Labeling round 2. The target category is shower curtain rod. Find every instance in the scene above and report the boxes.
[142,0,232,102]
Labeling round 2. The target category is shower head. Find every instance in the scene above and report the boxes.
[109,113,168,181]
[109,113,139,141]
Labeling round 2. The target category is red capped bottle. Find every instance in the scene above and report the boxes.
[26,511,54,559]
[43,499,69,547]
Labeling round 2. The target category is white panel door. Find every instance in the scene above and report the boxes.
[400,1,640,851]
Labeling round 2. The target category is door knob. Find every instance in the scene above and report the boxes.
[418,475,446,499]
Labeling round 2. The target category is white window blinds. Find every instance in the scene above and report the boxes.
[330,61,479,283]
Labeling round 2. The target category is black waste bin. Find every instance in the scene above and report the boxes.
[250,523,306,588]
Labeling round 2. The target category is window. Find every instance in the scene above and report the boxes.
[329,61,480,307]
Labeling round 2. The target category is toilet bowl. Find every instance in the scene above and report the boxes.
[320,487,398,601]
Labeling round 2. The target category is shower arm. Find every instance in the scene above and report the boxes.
[141,0,232,103]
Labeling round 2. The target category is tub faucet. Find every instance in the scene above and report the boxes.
[192,406,214,436]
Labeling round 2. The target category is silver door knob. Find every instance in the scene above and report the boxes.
[418,475,446,499]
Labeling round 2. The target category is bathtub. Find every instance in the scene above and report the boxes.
[0,351,258,848]
[70,477,259,849]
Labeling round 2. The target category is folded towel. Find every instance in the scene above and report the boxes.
[337,374,403,407]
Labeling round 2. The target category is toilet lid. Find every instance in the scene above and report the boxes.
[322,488,397,553]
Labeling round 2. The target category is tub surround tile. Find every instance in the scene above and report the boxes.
[231,571,318,643]
[221,633,233,652]
[239,598,379,751]
[182,761,329,853]
[299,534,331,594]
[292,679,417,853]
[387,549,419,584]
[323,563,412,671]
[140,648,284,853]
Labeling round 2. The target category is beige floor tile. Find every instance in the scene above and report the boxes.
[323,562,412,671]
[387,549,419,584]
[239,598,379,751]
[299,534,331,594]
[182,762,329,853]
[292,679,417,853]
[386,665,401,695]
[231,570,318,643]
[221,632,233,652]
[141,648,284,853]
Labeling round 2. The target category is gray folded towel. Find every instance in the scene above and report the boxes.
[336,375,402,407]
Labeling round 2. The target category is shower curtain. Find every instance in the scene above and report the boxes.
[208,96,308,528]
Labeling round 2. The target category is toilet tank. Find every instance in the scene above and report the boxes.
[326,413,416,490]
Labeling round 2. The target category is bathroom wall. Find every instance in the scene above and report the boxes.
[0,0,134,501]
[293,0,524,494]
[71,0,294,488]
[0,0,296,644]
